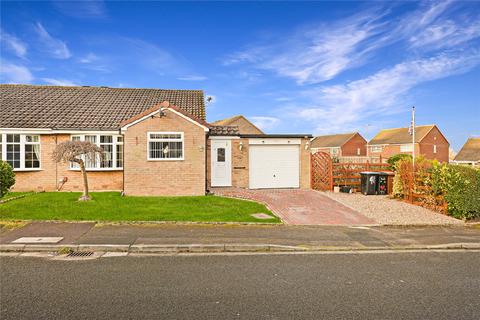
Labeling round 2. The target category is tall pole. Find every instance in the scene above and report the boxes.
[412,106,415,170]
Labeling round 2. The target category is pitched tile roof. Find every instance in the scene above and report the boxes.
[0,84,205,130]
[311,132,360,148]
[212,115,264,134]
[209,125,239,136]
[454,138,480,162]
[369,125,435,145]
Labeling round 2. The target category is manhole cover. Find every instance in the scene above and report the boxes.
[12,237,64,244]
[251,213,274,220]
[66,251,94,257]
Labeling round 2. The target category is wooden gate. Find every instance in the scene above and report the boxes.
[311,152,333,191]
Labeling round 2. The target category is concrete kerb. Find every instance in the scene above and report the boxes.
[1,242,479,254]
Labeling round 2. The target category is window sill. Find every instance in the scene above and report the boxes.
[69,168,124,172]
[13,168,43,172]
[147,158,184,161]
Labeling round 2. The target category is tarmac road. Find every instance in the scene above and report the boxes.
[1,251,479,319]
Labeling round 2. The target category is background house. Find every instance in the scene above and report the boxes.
[310,132,367,157]
[368,125,449,162]
[453,137,480,167]
[212,115,264,135]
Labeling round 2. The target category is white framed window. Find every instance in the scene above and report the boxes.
[70,134,123,170]
[148,132,184,160]
[330,147,340,155]
[400,144,413,152]
[370,145,383,153]
[0,133,41,171]
[433,144,437,154]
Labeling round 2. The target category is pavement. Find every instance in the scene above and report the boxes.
[1,221,479,253]
[1,252,479,319]
[212,188,375,225]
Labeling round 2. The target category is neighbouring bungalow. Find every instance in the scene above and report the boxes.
[368,125,449,162]
[453,137,480,167]
[310,132,367,157]
[212,115,264,135]
[0,84,311,196]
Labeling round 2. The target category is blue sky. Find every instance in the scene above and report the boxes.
[1,1,479,150]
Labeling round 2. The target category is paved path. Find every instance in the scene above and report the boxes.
[2,252,479,319]
[213,188,375,225]
[1,222,478,249]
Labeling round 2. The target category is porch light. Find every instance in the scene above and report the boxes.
[305,141,310,150]
[239,142,243,151]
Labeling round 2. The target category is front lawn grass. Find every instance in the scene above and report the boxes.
[0,192,279,223]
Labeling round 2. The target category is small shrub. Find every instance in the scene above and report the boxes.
[0,160,15,198]
[387,154,412,171]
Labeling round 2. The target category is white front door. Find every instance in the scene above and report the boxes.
[211,140,232,187]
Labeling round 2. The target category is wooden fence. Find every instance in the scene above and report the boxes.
[401,171,448,213]
[332,162,391,190]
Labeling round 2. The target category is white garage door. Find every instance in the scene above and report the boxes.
[249,145,300,189]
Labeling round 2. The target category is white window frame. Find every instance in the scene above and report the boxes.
[400,144,414,152]
[147,132,184,161]
[330,147,340,155]
[433,144,437,154]
[370,145,383,153]
[69,134,123,171]
[0,133,41,171]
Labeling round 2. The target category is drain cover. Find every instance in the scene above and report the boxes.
[66,251,94,257]
[12,237,64,244]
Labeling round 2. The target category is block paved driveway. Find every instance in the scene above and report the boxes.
[213,188,375,225]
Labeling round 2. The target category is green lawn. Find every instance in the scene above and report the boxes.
[0,192,279,223]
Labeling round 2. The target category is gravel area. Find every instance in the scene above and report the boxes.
[322,192,464,225]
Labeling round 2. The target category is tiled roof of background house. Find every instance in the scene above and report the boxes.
[212,115,264,134]
[0,84,205,130]
[454,137,480,161]
[369,125,435,145]
[311,132,359,148]
[209,125,239,136]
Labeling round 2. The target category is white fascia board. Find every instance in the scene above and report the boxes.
[120,108,209,132]
[249,138,301,145]
[0,128,119,135]
[209,136,240,140]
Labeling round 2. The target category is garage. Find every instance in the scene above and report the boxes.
[249,139,300,189]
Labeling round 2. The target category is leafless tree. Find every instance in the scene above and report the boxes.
[52,141,104,201]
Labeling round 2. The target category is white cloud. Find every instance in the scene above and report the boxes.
[289,51,480,134]
[250,116,280,132]
[225,10,388,84]
[0,61,34,83]
[177,75,208,81]
[0,29,27,58]
[34,22,72,59]
[52,0,107,19]
[41,78,78,86]
[79,53,99,63]
[224,1,479,85]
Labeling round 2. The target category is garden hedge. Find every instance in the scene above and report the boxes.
[0,160,15,198]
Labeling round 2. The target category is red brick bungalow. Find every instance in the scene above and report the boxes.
[0,84,312,195]
[310,132,367,157]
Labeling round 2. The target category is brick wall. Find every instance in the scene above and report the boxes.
[419,126,449,163]
[342,133,367,156]
[12,134,122,192]
[123,110,207,196]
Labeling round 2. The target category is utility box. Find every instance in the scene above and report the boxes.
[360,172,379,195]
